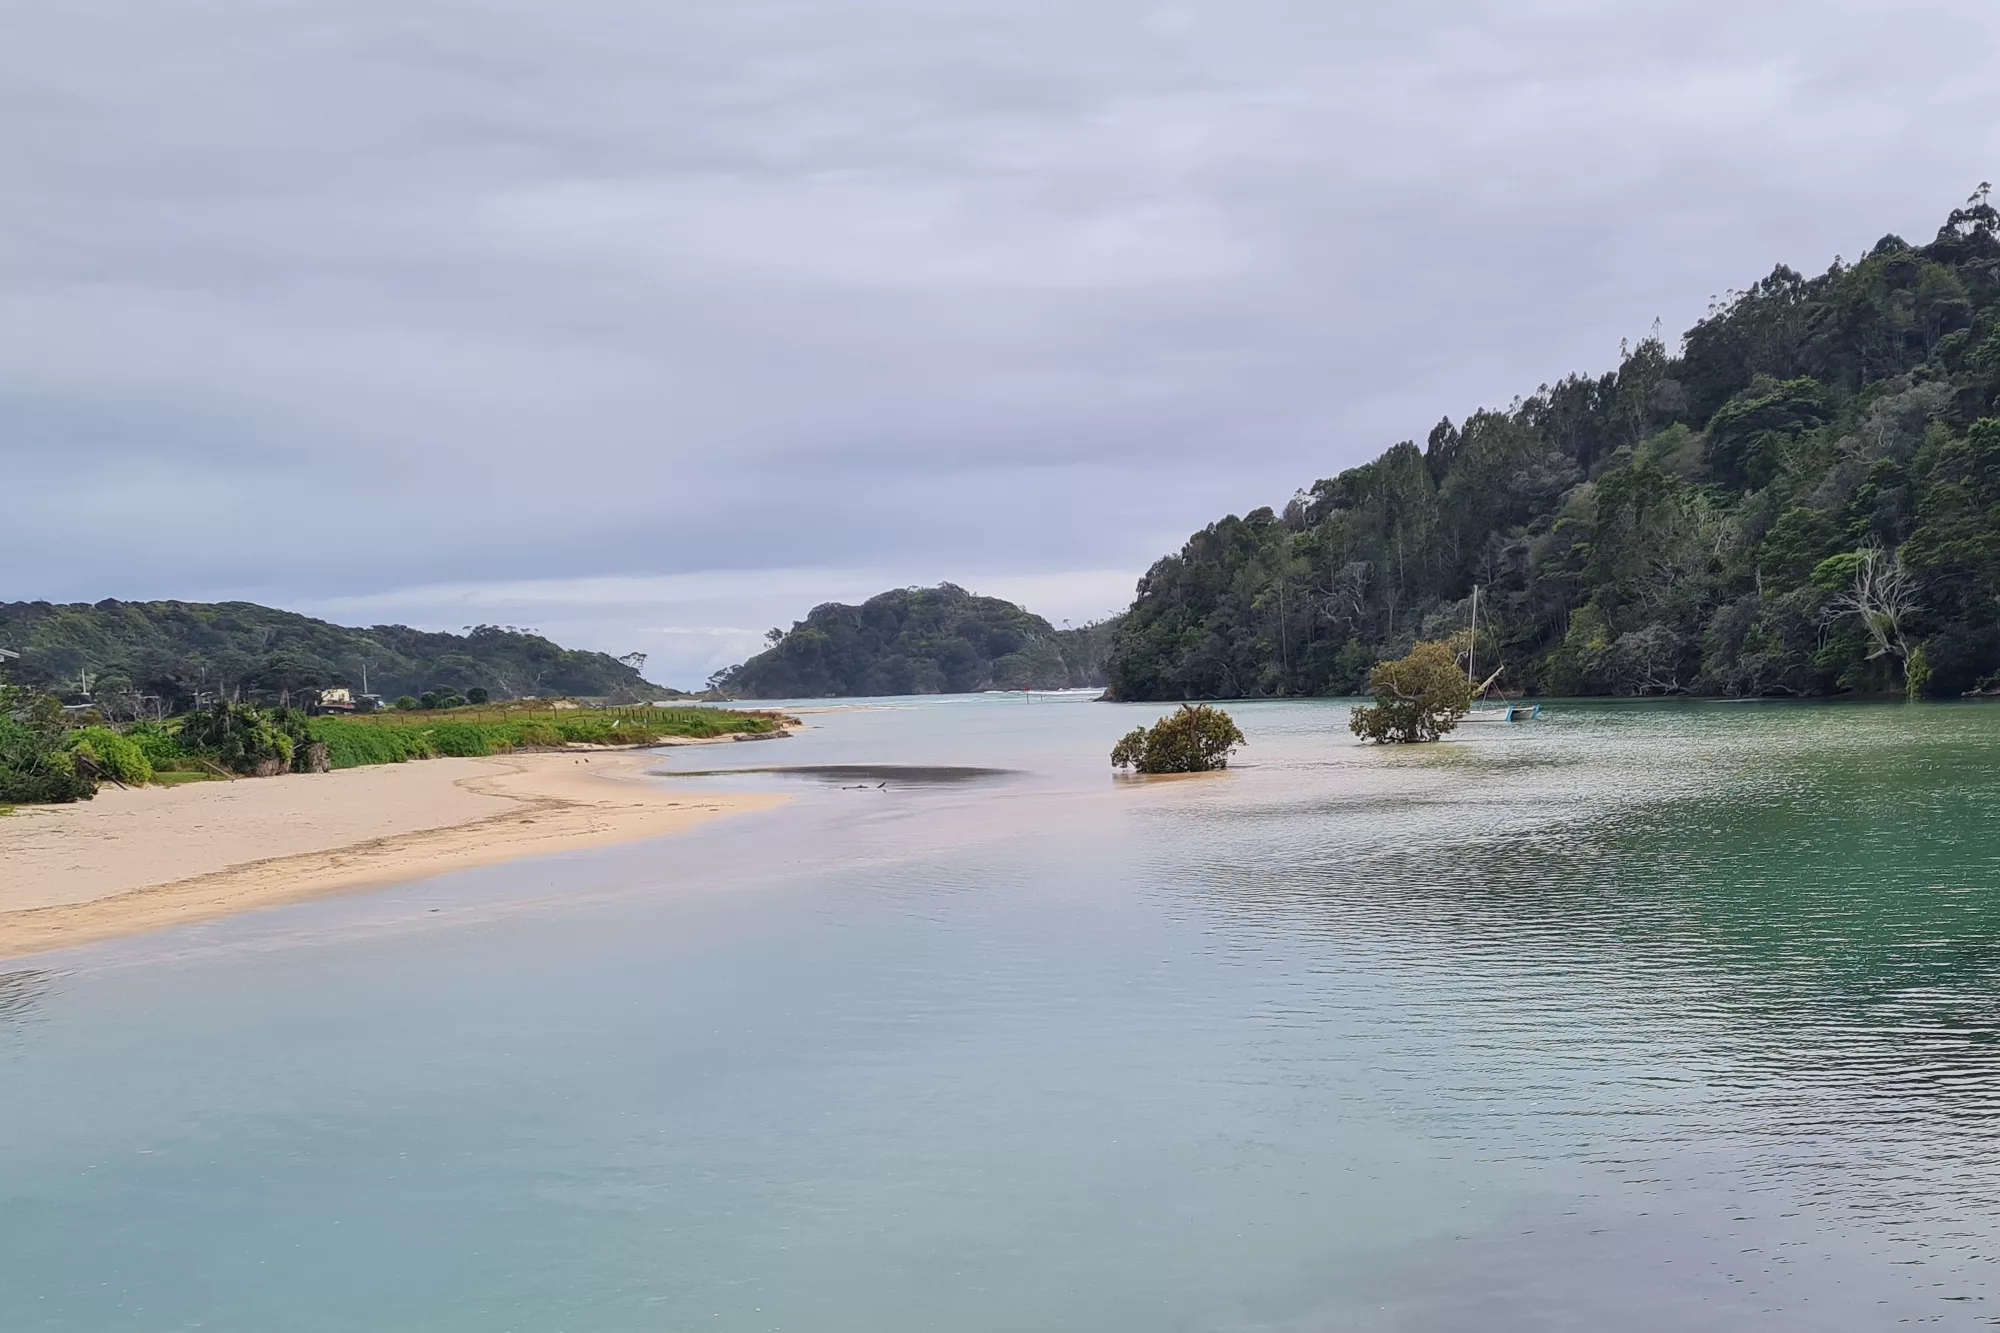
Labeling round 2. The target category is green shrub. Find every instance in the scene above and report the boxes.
[0,738,94,803]
[426,722,506,757]
[304,703,783,770]
[1111,704,1245,773]
[310,718,435,769]
[394,696,418,711]
[65,726,154,786]
[176,702,297,775]
[124,722,187,768]
[515,722,562,748]
[1906,643,1935,700]
[1349,640,1473,743]
[0,688,97,803]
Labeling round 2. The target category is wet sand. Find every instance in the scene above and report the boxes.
[0,751,785,960]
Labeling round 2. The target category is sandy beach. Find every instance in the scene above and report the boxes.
[0,751,785,960]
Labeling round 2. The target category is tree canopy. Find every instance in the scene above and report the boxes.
[1349,640,1473,743]
[0,600,657,711]
[1106,189,2000,701]
[1111,704,1245,773]
[714,584,1119,698]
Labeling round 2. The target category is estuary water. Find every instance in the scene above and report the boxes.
[5,696,2000,1330]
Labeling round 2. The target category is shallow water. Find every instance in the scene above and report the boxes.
[5,696,2000,1330]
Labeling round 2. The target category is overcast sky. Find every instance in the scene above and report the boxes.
[6,1,1998,686]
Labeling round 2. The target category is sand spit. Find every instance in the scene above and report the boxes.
[0,750,786,960]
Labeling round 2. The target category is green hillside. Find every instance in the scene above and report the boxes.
[1107,188,2000,701]
[0,600,657,708]
[714,584,1117,698]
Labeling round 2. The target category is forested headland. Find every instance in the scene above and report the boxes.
[1107,188,2000,702]
[0,600,658,711]
[714,584,1118,698]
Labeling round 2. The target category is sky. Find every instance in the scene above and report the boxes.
[6,1,1999,687]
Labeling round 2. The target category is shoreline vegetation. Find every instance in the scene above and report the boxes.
[0,749,790,961]
[309,702,794,769]
[1102,190,2000,705]
[2,687,795,808]
[0,671,803,956]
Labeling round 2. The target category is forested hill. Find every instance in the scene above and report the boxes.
[714,584,1117,698]
[1107,188,2000,702]
[0,600,656,706]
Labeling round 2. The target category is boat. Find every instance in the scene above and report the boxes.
[1459,700,1542,723]
[1459,586,1541,724]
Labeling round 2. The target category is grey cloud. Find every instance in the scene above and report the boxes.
[4,0,1999,684]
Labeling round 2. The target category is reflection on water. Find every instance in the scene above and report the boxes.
[5,696,2000,1331]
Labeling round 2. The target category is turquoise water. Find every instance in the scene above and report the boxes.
[6,696,2000,1330]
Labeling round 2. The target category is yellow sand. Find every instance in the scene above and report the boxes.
[0,751,783,960]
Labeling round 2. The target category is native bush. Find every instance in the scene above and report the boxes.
[124,722,188,769]
[1097,194,2000,704]
[308,703,782,768]
[515,721,563,748]
[426,722,507,757]
[1349,640,1473,743]
[65,726,154,786]
[0,686,96,803]
[310,718,436,769]
[177,702,299,775]
[1110,704,1246,773]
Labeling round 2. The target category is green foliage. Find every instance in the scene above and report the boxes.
[424,722,496,757]
[176,701,303,775]
[715,585,1119,698]
[1703,377,1829,488]
[466,687,490,705]
[309,705,781,769]
[394,696,418,710]
[1906,643,1935,700]
[65,726,154,786]
[0,686,96,803]
[1107,190,2000,701]
[123,722,187,770]
[0,601,660,711]
[1811,551,1866,591]
[310,718,437,769]
[1110,704,1246,773]
[1349,640,1474,743]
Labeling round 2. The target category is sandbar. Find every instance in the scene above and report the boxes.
[0,750,785,960]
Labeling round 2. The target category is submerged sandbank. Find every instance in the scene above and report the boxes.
[0,750,786,960]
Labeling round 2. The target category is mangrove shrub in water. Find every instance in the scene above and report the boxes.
[1111,704,1245,773]
[1349,640,1472,743]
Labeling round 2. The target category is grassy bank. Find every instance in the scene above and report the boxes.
[2,685,791,804]
[311,704,787,770]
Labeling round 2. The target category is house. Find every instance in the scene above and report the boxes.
[313,686,357,716]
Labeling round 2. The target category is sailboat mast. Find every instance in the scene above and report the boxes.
[1468,585,1478,686]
